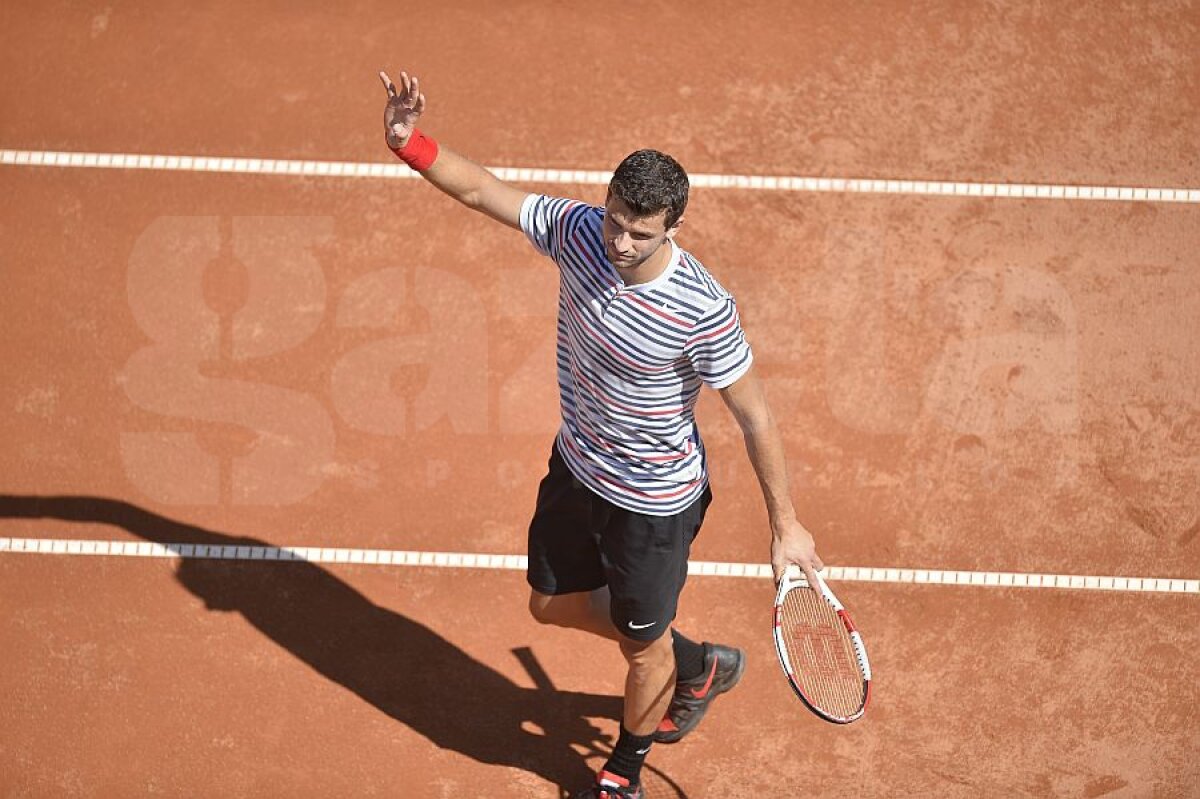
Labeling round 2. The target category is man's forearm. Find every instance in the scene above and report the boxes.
[404,143,497,210]
[741,415,798,524]
[744,413,825,583]
[389,136,526,230]
[718,325,822,579]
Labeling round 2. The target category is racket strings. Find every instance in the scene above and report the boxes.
[780,588,864,718]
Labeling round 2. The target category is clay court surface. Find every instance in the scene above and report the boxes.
[2,3,1198,797]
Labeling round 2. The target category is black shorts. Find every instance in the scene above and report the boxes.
[526,442,712,642]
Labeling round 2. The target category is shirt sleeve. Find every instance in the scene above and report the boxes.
[684,297,754,389]
[519,194,587,260]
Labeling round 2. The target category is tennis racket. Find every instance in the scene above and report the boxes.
[773,566,871,723]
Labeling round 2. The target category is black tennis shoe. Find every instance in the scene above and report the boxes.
[572,769,644,798]
[653,642,745,744]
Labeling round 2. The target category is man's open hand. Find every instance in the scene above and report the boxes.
[379,70,426,148]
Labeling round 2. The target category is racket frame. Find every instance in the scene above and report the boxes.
[773,566,871,723]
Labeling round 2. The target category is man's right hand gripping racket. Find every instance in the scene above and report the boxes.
[773,566,871,723]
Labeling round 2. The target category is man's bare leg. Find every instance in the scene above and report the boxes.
[528,587,620,641]
[618,634,677,735]
[529,588,676,734]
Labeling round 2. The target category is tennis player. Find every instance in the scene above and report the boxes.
[378,70,824,799]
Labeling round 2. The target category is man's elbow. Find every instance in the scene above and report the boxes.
[454,186,485,211]
[735,408,775,440]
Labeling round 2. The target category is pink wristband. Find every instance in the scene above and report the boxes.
[390,128,440,172]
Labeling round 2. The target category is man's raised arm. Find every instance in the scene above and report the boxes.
[379,70,527,231]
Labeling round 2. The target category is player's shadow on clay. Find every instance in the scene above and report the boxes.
[0,494,625,794]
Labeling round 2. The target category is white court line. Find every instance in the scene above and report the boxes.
[2,148,1198,203]
[1,536,1196,595]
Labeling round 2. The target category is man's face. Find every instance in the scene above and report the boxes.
[602,194,681,271]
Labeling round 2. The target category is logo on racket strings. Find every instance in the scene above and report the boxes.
[792,623,856,679]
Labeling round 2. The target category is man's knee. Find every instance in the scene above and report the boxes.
[528,588,594,626]
[619,629,673,664]
[528,589,557,625]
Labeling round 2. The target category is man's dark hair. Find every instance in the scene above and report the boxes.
[608,149,689,228]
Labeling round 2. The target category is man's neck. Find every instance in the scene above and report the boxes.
[619,240,675,286]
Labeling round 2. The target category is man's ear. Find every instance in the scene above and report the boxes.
[666,215,685,240]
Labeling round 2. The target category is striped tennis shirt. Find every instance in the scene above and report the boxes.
[520,193,754,516]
